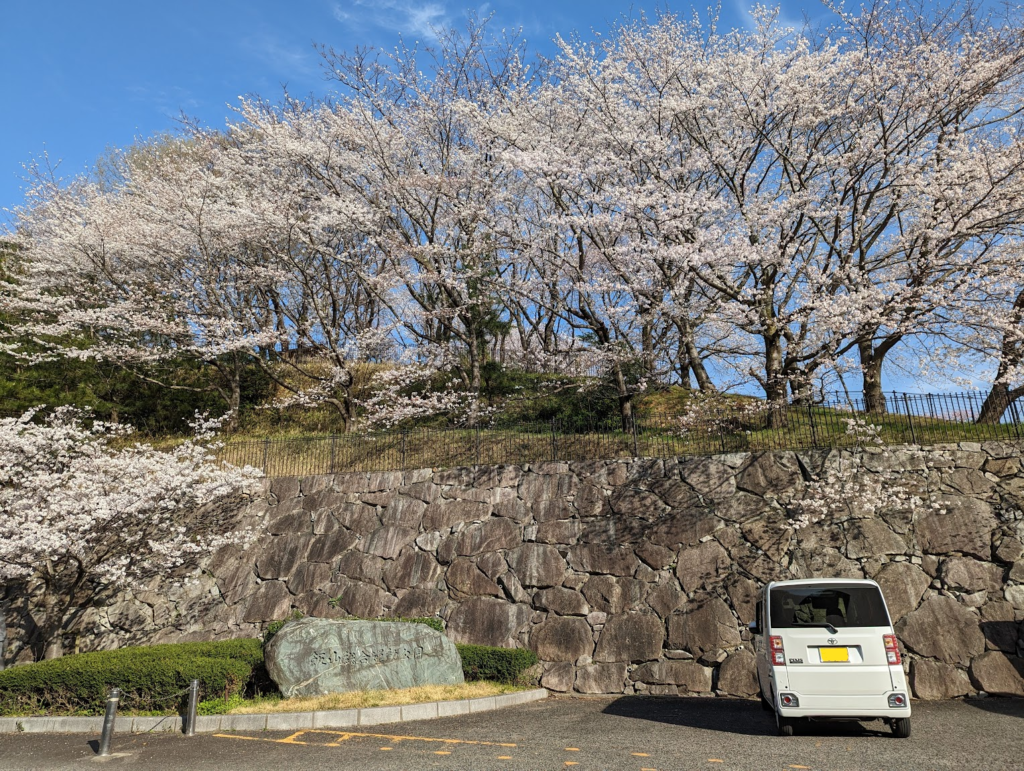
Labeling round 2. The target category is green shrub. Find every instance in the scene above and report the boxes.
[0,639,264,716]
[197,693,247,715]
[455,645,538,684]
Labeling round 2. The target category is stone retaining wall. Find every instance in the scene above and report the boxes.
[6,444,1024,698]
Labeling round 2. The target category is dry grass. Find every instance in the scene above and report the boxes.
[227,681,523,715]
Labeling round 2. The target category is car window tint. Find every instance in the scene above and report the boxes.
[769,585,890,628]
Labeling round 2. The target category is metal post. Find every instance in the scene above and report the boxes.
[401,431,408,470]
[902,394,918,445]
[631,415,639,458]
[97,687,120,757]
[184,679,199,736]
[807,405,818,447]
[1010,399,1022,441]
[329,435,337,474]
[261,438,270,474]
[550,418,557,462]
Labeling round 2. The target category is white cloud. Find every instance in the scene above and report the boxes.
[332,0,451,40]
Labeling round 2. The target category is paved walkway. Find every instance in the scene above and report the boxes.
[1,696,1021,770]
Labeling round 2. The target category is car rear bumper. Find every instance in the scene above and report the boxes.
[778,693,911,719]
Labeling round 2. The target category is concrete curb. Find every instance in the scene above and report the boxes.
[0,688,548,735]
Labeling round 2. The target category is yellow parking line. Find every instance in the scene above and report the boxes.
[214,729,517,749]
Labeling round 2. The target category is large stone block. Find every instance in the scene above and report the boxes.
[256,535,314,580]
[536,519,583,545]
[676,540,730,593]
[916,497,997,560]
[534,587,589,616]
[243,581,293,623]
[631,660,712,692]
[306,530,358,564]
[541,662,574,692]
[593,613,664,663]
[383,551,443,592]
[390,588,447,618]
[446,559,503,598]
[647,584,686,619]
[647,510,721,550]
[582,575,645,614]
[447,597,532,648]
[873,562,930,623]
[452,518,521,557]
[724,576,761,625]
[423,500,490,531]
[896,596,985,665]
[327,579,389,619]
[518,472,578,501]
[668,597,742,656]
[265,618,463,698]
[844,519,906,559]
[716,649,759,697]
[941,557,1005,593]
[506,544,566,588]
[737,452,804,498]
[531,617,594,661]
[363,526,418,559]
[910,659,972,700]
[333,552,385,586]
[567,544,639,577]
[574,662,627,694]
[381,496,427,529]
[969,651,1024,696]
[679,458,737,500]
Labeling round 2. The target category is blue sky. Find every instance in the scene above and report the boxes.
[0,1,824,217]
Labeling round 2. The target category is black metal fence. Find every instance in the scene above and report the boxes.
[215,391,1024,476]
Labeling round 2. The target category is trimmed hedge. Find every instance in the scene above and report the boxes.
[0,639,264,716]
[0,627,539,716]
[456,645,538,684]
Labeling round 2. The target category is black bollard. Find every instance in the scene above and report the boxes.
[97,687,120,757]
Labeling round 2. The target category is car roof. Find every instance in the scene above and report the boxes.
[767,578,880,589]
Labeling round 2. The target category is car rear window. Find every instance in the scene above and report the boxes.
[769,585,891,628]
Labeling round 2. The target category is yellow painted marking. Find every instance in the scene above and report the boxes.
[565,747,580,751]
[632,752,651,757]
[708,760,724,763]
[380,747,393,751]
[564,763,579,767]
[214,729,516,749]
[434,751,452,755]
[789,766,811,770]
[641,768,659,771]
[498,756,513,760]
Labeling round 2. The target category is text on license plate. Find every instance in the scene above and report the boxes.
[820,647,849,662]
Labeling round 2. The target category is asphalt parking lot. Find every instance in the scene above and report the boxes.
[1,695,1022,771]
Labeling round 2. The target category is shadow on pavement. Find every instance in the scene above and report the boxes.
[961,696,1024,720]
[601,696,891,738]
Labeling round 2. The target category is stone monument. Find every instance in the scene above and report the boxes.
[264,617,464,698]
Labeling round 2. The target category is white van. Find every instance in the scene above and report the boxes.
[750,578,911,738]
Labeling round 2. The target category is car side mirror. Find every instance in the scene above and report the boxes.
[748,621,761,635]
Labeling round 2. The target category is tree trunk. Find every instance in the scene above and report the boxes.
[858,339,887,414]
[764,334,788,428]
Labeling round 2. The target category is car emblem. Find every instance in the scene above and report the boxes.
[827,637,838,645]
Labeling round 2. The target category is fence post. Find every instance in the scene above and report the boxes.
[807,404,818,447]
[1003,397,1019,438]
[261,438,270,475]
[329,434,337,474]
[184,679,200,736]
[97,687,120,756]
[550,418,558,462]
[475,425,481,467]
[902,394,918,445]
[401,431,408,471]
[631,415,640,458]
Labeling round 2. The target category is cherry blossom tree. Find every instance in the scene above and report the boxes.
[0,408,260,660]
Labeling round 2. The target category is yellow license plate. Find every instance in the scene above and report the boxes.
[820,647,849,663]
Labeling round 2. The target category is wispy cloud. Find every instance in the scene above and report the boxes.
[126,84,200,119]
[332,0,451,41]
[238,31,321,83]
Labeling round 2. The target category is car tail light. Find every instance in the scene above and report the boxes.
[780,693,799,707]
[770,635,786,666]
[883,634,902,665]
[888,693,908,708]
